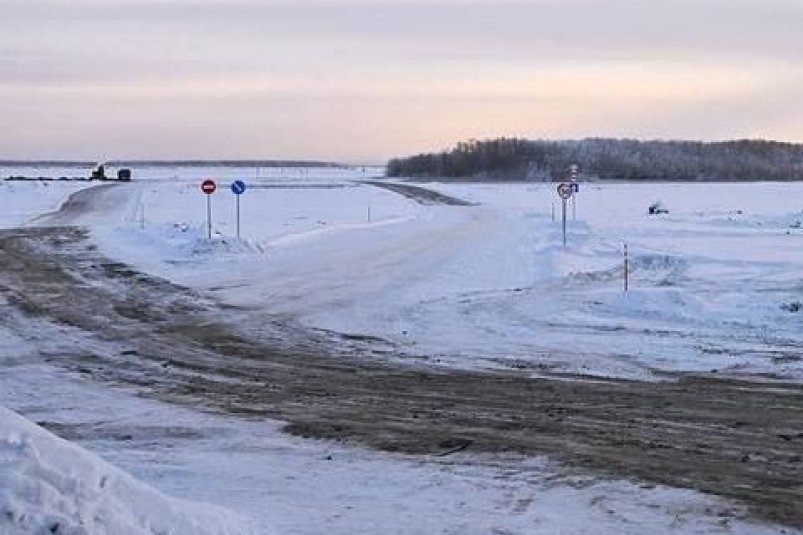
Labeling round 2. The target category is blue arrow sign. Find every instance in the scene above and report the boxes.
[230,180,247,195]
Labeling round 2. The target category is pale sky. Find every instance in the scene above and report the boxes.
[1,0,801,162]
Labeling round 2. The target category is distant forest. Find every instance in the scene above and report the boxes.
[386,138,803,181]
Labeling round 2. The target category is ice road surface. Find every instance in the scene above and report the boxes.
[62,175,803,382]
[0,350,794,535]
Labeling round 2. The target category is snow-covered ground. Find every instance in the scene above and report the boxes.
[0,180,90,228]
[37,173,801,382]
[3,168,803,534]
[417,181,803,379]
[7,169,801,381]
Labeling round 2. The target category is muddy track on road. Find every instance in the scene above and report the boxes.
[2,226,802,528]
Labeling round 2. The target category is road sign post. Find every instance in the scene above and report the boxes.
[569,164,580,221]
[201,179,217,239]
[556,183,573,247]
[230,180,246,239]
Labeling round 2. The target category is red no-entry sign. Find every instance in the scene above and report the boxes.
[201,179,217,194]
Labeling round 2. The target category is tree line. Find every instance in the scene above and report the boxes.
[386,138,803,181]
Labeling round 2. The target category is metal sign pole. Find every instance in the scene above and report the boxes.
[556,182,573,247]
[236,195,241,239]
[207,195,212,239]
[569,164,579,222]
[229,180,246,238]
[201,179,217,238]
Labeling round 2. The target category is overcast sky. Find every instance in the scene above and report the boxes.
[1,0,801,162]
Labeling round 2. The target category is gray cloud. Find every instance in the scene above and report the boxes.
[4,0,801,59]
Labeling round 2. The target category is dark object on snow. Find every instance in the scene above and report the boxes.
[91,164,107,180]
[780,301,802,313]
[648,202,669,215]
[117,168,132,181]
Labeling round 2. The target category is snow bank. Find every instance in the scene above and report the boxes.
[0,181,89,229]
[0,407,254,535]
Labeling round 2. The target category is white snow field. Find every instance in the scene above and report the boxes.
[0,180,90,228]
[2,167,803,534]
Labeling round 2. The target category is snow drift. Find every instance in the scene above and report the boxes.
[0,406,254,535]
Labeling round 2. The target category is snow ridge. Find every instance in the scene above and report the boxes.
[0,407,255,535]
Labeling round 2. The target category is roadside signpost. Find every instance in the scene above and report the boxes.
[556,182,573,247]
[569,164,580,221]
[230,180,247,239]
[201,179,216,239]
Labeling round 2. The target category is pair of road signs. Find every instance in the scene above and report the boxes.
[200,179,248,239]
[556,181,580,200]
[201,179,246,196]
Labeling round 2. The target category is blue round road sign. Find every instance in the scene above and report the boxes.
[231,180,247,195]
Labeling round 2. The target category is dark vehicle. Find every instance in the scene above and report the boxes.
[648,201,669,215]
[91,164,107,180]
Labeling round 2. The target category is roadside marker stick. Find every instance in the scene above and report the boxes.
[562,198,567,247]
[624,243,629,293]
[572,195,576,221]
[551,202,555,222]
[368,206,372,222]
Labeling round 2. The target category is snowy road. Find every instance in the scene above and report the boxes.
[1,180,802,529]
